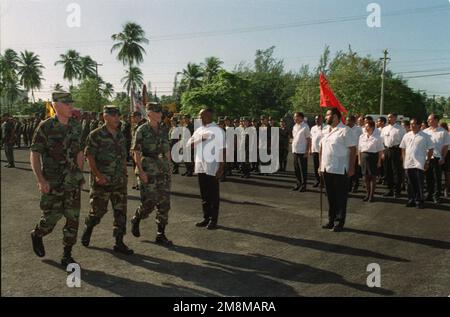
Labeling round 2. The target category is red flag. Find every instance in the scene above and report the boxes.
[320,72,348,123]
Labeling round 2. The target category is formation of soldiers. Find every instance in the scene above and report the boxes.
[1,114,42,167]
[2,90,449,265]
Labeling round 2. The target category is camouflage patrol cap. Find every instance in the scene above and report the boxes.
[146,102,162,112]
[103,105,120,115]
[52,92,73,103]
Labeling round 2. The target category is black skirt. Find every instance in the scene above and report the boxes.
[361,152,379,176]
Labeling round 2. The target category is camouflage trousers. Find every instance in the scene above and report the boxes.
[85,182,127,237]
[33,187,81,246]
[136,173,171,226]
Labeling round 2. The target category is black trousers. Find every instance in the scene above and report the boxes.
[198,173,220,223]
[425,158,442,200]
[323,172,349,226]
[384,147,402,193]
[293,153,308,188]
[312,152,320,183]
[406,168,425,204]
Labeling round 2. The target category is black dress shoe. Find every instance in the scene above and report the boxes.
[333,225,344,232]
[313,182,320,188]
[362,196,369,202]
[206,222,218,230]
[196,219,209,227]
[299,187,307,192]
[368,196,375,203]
[113,242,134,255]
[322,223,334,229]
[291,185,300,191]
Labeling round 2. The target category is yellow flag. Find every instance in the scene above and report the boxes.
[45,101,55,118]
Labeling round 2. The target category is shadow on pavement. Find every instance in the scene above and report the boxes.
[42,259,214,297]
[219,226,409,263]
[344,228,450,250]
[88,246,299,296]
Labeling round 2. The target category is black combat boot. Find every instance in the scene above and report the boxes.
[81,225,94,247]
[131,214,141,237]
[113,234,134,255]
[155,224,173,246]
[61,246,77,267]
[30,230,45,257]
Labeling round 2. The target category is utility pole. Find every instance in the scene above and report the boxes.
[379,49,390,115]
[95,63,103,112]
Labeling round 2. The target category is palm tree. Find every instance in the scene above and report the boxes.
[1,49,20,112]
[54,49,81,86]
[79,55,97,79]
[101,82,114,100]
[201,57,223,83]
[121,66,143,96]
[17,50,44,103]
[181,63,203,91]
[111,22,148,66]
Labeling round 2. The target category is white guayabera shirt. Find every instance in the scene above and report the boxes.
[291,122,311,154]
[399,131,433,170]
[310,124,324,154]
[358,132,384,153]
[381,123,406,147]
[423,126,450,159]
[320,123,356,175]
[188,122,226,177]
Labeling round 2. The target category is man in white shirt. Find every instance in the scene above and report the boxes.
[310,115,324,188]
[291,112,311,192]
[187,109,225,230]
[380,113,406,198]
[423,114,450,204]
[400,118,433,209]
[319,108,357,232]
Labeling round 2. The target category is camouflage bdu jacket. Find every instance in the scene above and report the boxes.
[31,116,83,190]
[131,122,171,176]
[85,125,128,185]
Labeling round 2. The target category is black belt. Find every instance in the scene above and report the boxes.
[387,145,400,149]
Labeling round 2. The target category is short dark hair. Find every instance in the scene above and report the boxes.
[410,118,421,125]
[294,112,304,118]
[429,113,440,121]
[402,120,410,126]
[328,108,342,120]
[365,116,374,122]
[378,117,387,124]
[367,120,375,129]
[203,108,214,115]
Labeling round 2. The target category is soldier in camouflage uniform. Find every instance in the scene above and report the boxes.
[30,92,84,267]
[130,102,173,246]
[80,106,133,255]
[121,114,132,162]
[1,113,16,167]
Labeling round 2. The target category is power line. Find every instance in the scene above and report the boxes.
[403,72,450,79]
[5,4,450,49]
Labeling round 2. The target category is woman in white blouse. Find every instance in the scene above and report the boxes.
[358,120,384,202]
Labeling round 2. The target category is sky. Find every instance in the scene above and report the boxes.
[1,0,450,102]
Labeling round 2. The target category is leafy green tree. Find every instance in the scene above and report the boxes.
[79,55,97,79]
[201,57,223,83]
[121,66,143,96]
[72,78,108,112]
